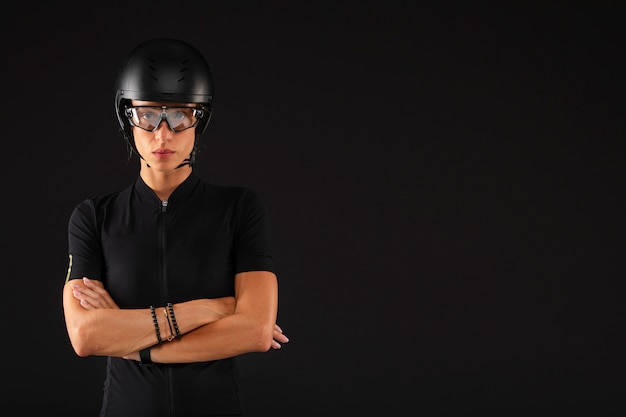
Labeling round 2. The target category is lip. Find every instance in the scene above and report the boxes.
[153,149,174,159]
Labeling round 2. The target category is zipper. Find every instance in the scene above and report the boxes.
[159,199,169,302]
[159,199,176,416]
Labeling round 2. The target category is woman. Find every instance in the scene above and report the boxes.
[62,38,288,417]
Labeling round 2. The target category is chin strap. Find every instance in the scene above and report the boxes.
[175,159,192,169]
[174,145,196,169]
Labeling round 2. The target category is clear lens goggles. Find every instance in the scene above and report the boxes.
[125,106,205,132]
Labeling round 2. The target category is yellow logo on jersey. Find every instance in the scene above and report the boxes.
[65,254,73,283]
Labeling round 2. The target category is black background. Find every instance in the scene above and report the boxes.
[1,2,625,416]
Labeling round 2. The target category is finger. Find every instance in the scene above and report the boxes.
[72,284,114,309]
[274,334,289,344]
[73,282,101,299]
[80,278,120,309]
[82,277,99,285]
[73,289,106,309]
[82,278,110,297]
[72,288,96,310]
[273,329,289,344]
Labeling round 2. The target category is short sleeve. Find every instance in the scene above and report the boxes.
[233,189,275,274]
[65,199,104,283]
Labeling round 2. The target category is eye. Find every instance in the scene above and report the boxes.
[140,110,159,121]
[170,111,186,121]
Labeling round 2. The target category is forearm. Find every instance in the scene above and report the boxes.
[63,281,231,357]
[150,311,276,363]
[149,271,280,363]
[66,306,157,357]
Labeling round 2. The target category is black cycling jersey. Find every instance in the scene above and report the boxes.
[66,172,275,417]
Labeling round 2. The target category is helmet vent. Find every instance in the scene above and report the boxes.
[145,57,158,81]
[147,62,158,81]
[178,60,189,83]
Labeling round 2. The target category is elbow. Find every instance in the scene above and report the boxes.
[67,322,98,357]
[255,339,273,353]
[69,337,91,358]
[69,336,92,358]
[249,322,275,352]
[72,344,91,358]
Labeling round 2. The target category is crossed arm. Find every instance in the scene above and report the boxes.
[62,271,289,363]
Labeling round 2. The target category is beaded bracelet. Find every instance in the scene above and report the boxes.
[150,305,162,344]
[167,303,181,339]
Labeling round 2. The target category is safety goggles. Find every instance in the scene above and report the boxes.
[125,106,206,132]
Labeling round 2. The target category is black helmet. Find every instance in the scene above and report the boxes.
[115,38,214,140]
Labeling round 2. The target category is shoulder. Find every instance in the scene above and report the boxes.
[194,177,262,205]
[72,189,125,211]
[69,186,129,224]
[192,178,269,221]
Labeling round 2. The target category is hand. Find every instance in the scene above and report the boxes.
[272,324,289,349]
[71,277,119,310]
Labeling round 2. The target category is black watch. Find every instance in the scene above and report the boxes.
[139,347,152,365]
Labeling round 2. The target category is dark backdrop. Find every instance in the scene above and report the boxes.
[1,2,624,416]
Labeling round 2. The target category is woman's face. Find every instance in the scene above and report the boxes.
[130,100,197,172]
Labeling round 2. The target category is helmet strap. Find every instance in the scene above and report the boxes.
[175,143,197,169]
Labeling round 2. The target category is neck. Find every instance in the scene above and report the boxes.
[140,164,192,201]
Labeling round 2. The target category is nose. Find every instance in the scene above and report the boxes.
[154,118,173,141]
